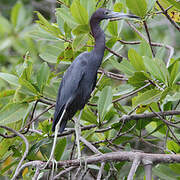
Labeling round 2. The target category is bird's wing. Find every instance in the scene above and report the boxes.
[53,53,88,127]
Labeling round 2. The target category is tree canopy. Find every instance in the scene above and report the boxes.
[0,0,180,179]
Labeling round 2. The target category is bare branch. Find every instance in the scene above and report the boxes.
[79,136,102,154]
[127,157,141,180]
[32,167,40,180]
[113,83,151,103]
[0,126,29,180]
[17,151,180,172]
[53,167,76,180]
[97,162,105,180]
[54,151,180,167]
[156,0,180,32]
[127,22,174,65]
[105,46,125,60]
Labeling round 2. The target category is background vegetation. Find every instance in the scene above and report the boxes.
[0,0,180,179]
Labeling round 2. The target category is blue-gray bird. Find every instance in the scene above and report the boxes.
[52,8,139,133]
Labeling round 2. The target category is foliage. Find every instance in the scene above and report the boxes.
[0,0,180,179]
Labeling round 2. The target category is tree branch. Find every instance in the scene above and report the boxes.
[0,126,29,180]
[127,157,141,180]
[156,0,180,32]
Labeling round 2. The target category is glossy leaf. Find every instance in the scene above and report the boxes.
[72,24,89,35]
[144,57,169,84]
[19,78,39,95]
[72,33,89,51]
[166,0,180,9]
[0,103,28,125]
[133,89,162,107]
[55,138,66,161]
[169,61,180,85]
[0,73,19,87]
[126,0,147,17]
[128,48,146,71]
[70,0,88,24]
[108,21,118,36]
[111,58,136,77]
[167,140,180,153]
[0,90,15,98]
[10,2,22,27]
[37,62,50,93]
[81,106,97,124]
[56,7,78,29]
[98,86,113,122]
[128,72,150,87]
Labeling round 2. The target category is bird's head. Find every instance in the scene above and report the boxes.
[91,8,140,21]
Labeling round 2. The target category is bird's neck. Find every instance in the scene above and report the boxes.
[90,20,105,54]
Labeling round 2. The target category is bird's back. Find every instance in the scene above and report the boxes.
[52,51,99,132]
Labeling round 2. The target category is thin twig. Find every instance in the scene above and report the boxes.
[105,46,124,60]
[79,136,102,154]
[113,83,151,103]
[156,0,180,31]
[53,167,76,180]
[143,21,155,57]
[127,22,174,65]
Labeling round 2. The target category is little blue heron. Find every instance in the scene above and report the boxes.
[46,8,139,168]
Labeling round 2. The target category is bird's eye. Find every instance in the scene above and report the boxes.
[104,11,109,15]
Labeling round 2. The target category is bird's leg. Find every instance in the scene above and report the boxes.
[75,110,83,160]
[41,108,66,170]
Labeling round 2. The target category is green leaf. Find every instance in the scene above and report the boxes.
[11,2,22,27]
[126,0,147,17]
[166,0,180,9]
[39,44,63,64]
[0,16,12,34]
[0,103,28,125]
[27,138,52,160]
[144,57,167,84]
[169,61,180,85]
[133,89,162,107]
[108,21,118,36]
[10,2,28,30]
[167,140,180,153]
[35,11,61,37]
[110,58,136,77]
[72,24,89,35]
[128,72,150,87]
[37,62,50,93]
[72,33,89,51]
[55,138,66,161]
[81,106,97,124]
[0,73,19,87]
[0,139,14,158]
[114,84,135,96]
[56,7,78,29]
[0,90,15,98]
[98,86,113,122]
[153,164,180,179]
[156,58,170,85]
[19,78,39,95]
[128,48,146,71]
[80,0,96,17]
[70,0,89,24]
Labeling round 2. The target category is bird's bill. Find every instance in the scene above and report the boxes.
[108,11,140,20]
